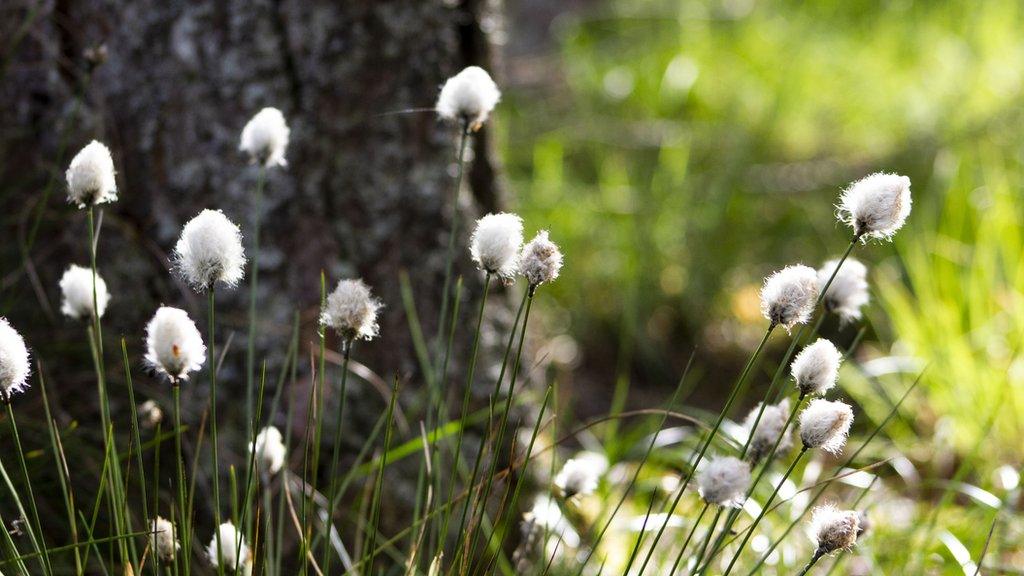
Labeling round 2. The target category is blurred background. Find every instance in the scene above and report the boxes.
[3,0,1024,572]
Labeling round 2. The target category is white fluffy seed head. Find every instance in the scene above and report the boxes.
[145,307,206,383]
[207,522,251,574]
[174,209,246,291]
[791,339,843,397]
[66,140,117,208]
[818,258,869,323]
[838,172,912,242]
[799,399,854,455]
[743,398,793,465]
[519,231,563,288]
[320,279,382,341]
[470,213,524,282]
[240,107,290,168]
[697,456,751,508]
[59,264,111,320]
[252,426,286,475]
[139,399,163,428]
[553,457,601,499]
[0,319,31,401]
[810,504,860,554]
[760,265,819,330]
[150,516,180,562]
[436,66,501,130]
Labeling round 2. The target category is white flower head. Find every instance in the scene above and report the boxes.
[59,264,111,320]
[760,265,819,331]
[207,521,251,574]
[470,212,524,282]
[743,398,793,465]
[251,425,286,475]
[0,319,31,401]
[520,230,563,288]
[554,457,602,499]
[799,399,854,455]
[818,258,869,323]
[791,338,843,397]
[174,209,246,291]
[697,456,751,508]
[526,495,580,549]
[240,107,290,168]
[838,172,912,242]
[809,504,860,554]
[145,307,206,383]
[320,279,382,341]
[139,399,164,428]
[436,66,501,131]
[150,516,180,562]
[66,140,117,208]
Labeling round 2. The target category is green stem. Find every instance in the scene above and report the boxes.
[436,120,472,349]
[797,549,825,576]
[666,500,710,576]
[690,506,724,574]
[173,384,191,576]
[235,364,267,576]
[366,379,401,574]
[322,341,353,575]
[4,400,52,575]
[207,289,225,576]
[247,166,265,450]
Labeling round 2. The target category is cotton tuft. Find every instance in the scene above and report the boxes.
[470,212,523,282]
[252,425,287,475]
[240,107,290,168]
[743,398,793,464]
[799,399,854,455]
[139,399,163,428]
[174,209,246,290]
[818,258,869,323]
[791,338,843,397]
[809,504,860,554]
[838,172,912,241]
[66,140,117,208]
[0,319,31,400]
[145,307,206,382]
[760,265,819,330]
[207,521,251,575]
[150,516,179,562]
[697,456,751,508]
[59,264,111,320]
[320,279,382,341]
[520,230,563,288]
[436,66,501,130]
[554,457,601,499]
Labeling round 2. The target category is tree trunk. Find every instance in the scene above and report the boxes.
[0,0,507,560]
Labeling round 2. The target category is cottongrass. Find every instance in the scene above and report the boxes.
[436,66,501,130]
[698,456,752,508]
[252,425,287,475]
[59,264,111,320]
[144,306,206,382]
[320,278,382,342]
[0,318,31,401]
[553,456,601,499]
[838,172,912,241]
[470,212,524,282]
[207,521,252,575]
[66,140,117,208]
[818,257,869,323]
[174,209,246,290]
[760,264,819,331]
[150,516,179,562]
[791,338,843,397]
[743,398,793,465]
[239,107,290,168]
[799,399,854,455]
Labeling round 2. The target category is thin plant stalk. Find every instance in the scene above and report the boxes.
[121,339,152,576]
[2,401,51,575]
[172,383,191,576]
[462,287,538,564]
[247,165,266,443]
[443,273,494,547]
[689,507,724,575]
[38,367,82,574]
[235,364,267,576]
[366,378,401,574]
[322,340,353,574]
[435,119,472,350]
[719,447,809,575]
[207,289,226,576]
[796,549,826,576]
[632,323,776,570]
